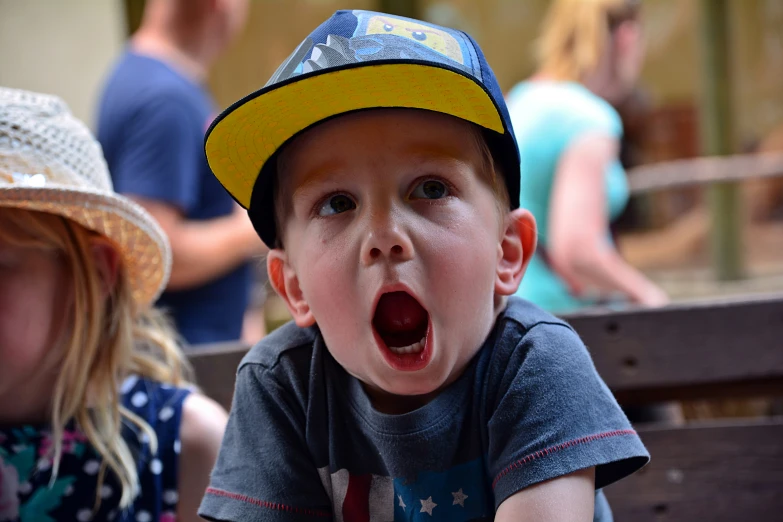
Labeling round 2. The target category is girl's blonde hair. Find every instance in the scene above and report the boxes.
[0,208,192,509]
[535,0,641,82]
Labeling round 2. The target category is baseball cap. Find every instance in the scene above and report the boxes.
[205,9,521,247]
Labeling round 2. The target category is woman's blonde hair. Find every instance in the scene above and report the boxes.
[0,208,192,510]
[535,0,641,82]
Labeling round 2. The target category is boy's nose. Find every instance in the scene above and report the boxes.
[361,216,414,266]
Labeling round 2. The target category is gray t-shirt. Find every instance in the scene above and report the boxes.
[200,297,649,521]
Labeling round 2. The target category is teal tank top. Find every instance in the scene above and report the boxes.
[507,81,630,314]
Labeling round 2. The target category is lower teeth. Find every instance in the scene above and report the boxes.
[389,338,424,355]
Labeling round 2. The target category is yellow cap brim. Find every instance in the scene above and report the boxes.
[205,63,504,208]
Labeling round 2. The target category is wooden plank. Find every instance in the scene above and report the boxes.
[566,294,783,403]
[188,343,248,411]
[190,294,783,406]
[606,419,783,521]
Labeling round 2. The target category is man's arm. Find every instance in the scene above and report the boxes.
[135,197,266,290]
[103,91,266,290]
[495,467,595,522]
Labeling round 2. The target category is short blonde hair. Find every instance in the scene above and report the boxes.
[0,208,192,510]
[472,128,510,215]
[536,0,641,82]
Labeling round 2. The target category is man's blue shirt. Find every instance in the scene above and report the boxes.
[97,51,251,345]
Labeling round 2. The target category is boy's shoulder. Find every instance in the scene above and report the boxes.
[240,320,319,372]
[487,297,588,375]
[500,296,575,335]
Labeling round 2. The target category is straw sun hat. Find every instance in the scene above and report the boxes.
[0,86,171,307]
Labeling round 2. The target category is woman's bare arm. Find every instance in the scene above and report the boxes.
[547,133,668,306]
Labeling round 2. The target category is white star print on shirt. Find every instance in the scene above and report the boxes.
[398,495,406,509]
[452,488,469,507]
[420,496,437,515]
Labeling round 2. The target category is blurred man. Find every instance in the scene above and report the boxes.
[97,0,264,345]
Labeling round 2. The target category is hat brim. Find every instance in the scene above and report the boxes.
[205,61,506,209]
[0,185,171,308]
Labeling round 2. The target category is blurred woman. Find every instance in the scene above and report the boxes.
[509,0,668,313]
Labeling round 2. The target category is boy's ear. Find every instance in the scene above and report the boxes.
[495,208,537,296]
[267,249,316,327]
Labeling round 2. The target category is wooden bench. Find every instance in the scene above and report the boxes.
[565,293,783,521]
[189,293,783,521]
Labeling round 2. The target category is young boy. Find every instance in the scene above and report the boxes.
[199,10,649,522]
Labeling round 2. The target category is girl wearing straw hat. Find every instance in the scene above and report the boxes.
[0,87,226,521]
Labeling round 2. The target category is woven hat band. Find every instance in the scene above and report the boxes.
[0,151,82,189]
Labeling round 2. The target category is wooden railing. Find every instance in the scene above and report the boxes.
[189,293,783,521]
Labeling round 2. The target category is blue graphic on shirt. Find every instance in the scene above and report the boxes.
[393,459,491,521]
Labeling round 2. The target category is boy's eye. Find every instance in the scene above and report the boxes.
[410,179,448,200]
[317,194,356,216]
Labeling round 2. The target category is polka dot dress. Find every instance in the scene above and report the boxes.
[0,378,190,521]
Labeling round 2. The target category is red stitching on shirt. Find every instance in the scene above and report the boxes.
[492,429,637,489]
[206,487,332,517]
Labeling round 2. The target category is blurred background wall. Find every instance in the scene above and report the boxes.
[0,0,126,124]
[1,0,779,152]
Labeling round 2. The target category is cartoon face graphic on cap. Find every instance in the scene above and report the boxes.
[360,13,464,64]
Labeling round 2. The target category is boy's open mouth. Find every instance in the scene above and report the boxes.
[372,291,432,370]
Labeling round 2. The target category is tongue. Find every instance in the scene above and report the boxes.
[374,291,428,337]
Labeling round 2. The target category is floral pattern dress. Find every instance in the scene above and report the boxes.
[0,377,190,522]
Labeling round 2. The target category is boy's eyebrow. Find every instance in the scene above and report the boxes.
[397,147,480,178]
[289,159,348,203]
